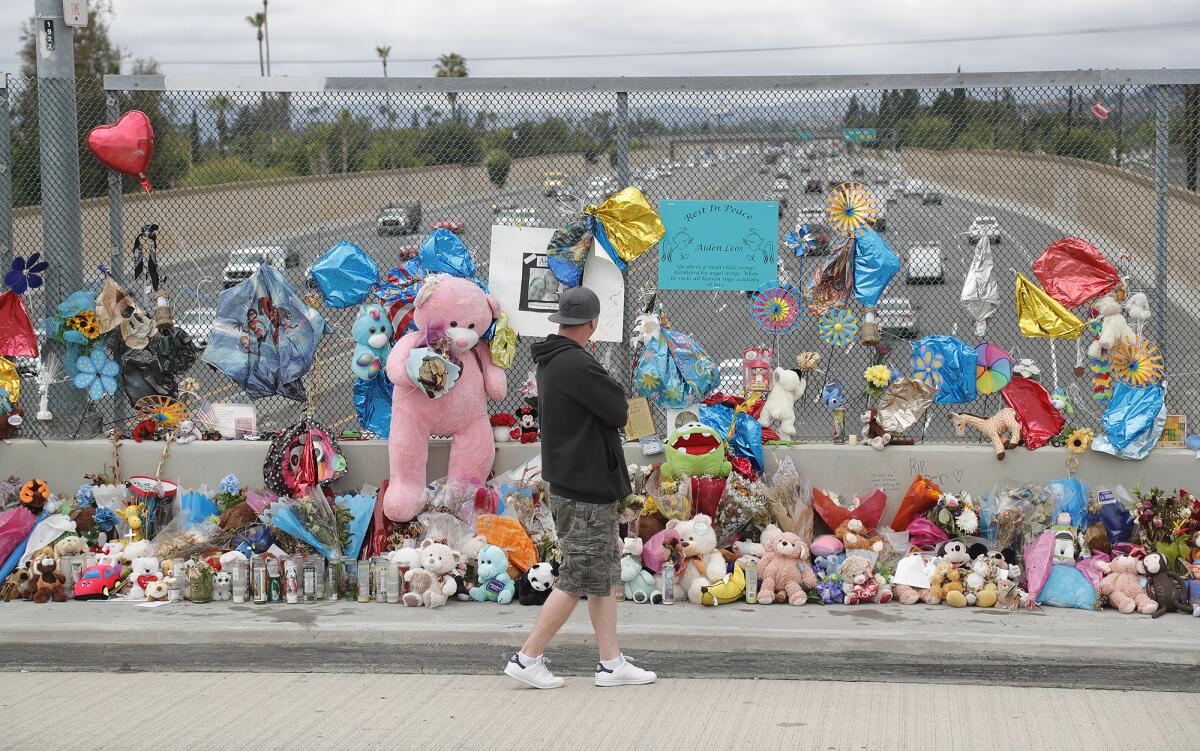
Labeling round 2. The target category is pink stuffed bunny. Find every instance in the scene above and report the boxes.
[383,274,507,521]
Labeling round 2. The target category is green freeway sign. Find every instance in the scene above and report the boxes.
[843,128,877,142]
[797,130,814,140]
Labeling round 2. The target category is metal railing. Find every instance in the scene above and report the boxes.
[4,69,1200,442]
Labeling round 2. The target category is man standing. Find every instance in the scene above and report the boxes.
[504,287,657,689]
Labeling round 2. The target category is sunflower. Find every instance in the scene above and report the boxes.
[1067,428,1094,454]
[65,310,101,339]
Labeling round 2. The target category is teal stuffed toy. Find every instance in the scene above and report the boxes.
[469,544,515,604]
[350,304,393,379]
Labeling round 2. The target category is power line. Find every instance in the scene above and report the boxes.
[3,18,1196,66]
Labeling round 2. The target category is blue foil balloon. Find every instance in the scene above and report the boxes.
[310,241,380,309]
[912,335,978,405]
[852,229,901,309]
[420,228,479,282]
[354,372,393,437]
[700,402,764,473]
[1094,382,1166,457]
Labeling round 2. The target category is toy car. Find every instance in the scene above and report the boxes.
[74,564,124,600]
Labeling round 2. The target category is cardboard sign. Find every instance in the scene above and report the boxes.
[624,396,656,439]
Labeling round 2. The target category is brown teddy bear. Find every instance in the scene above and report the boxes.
[929,561,964,605]
[32,556,67,604]
[835,518,885,553]
[1096,555,1158,614]
[837,555,893,604]
[1142,552,1190,619]
[756,532,819,605]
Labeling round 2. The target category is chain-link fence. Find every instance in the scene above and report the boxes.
[4,71,1200,443]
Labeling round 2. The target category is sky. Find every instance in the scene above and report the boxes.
[2,0,1199,80]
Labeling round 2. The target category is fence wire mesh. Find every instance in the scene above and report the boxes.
[4,75,1200,444]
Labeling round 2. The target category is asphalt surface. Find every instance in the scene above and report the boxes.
[61,146,1199,441]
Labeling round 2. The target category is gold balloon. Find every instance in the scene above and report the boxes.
[1015,274,1084,339]
[876,377,936,435]
[0,357,18,402]
[585,186,665,264]
[489,313,517,369]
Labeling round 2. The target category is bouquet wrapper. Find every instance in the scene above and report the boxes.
[689,476,727,519]
[641,528,680,574]
[269,504,337,560]
[0,506,36,568]
[477,514,538,572]
[812,488,886,533]
[1087,495,1134,546]
[1036,564,1097,609]
[178,490,219,533]
[1022,529,1056,599]
[417,511,474,552]
[905,517,950,550]
[0,511,48,585]
[17,513,74,567]
[335,494,375,561]
[891,475,942,533]
[1047,477,1089,530]
[1076,553,1109,589]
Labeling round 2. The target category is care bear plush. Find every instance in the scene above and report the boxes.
[383,274,507,522]
[403,539,461,609]
[1096,555,1158,614]
[758,368,805,439]
[470,544,515,604]
[756,532,819,605]
[665,514,727,604]
[351,303,394,379]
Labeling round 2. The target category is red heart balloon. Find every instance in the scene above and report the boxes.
[87,110,155,192]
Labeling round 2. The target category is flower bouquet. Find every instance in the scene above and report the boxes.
[187,560,215,603]
[926,492,981,539]
[715,474,771,548]
[981,482,1041,552]
[1132,488,1197,569]
[764,457,813,540]
[261,488,344,560]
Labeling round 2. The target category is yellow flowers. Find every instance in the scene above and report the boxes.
[65,310,101,339]
[865,364,891,389]
[1067,428,1094,454]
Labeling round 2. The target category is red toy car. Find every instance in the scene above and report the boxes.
[74,564,124,600]
[433,219,465,235]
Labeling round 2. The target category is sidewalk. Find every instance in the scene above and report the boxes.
[2,598,1196,691]
[2,672,1197,751]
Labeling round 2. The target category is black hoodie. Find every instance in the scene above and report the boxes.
[531,335,632,504]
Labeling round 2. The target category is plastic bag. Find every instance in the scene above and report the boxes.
[655,479,692,522]
[812,488,886,532]
[766,457,814,541]
[1036,564,1098,609]
[477,513,538,572]
[0,506,36,565]
[1087,487,1135,546]
[891,475,941,533]
[1046,477,1089,530]
[151,512,220,561]
[416,511,475,551]
[981,481,1039,551]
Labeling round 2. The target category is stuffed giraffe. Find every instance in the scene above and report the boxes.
[948,408,1023,460]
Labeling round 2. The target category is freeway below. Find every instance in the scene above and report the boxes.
[108,146,1197,442]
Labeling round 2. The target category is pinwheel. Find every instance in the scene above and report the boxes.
[4,253,48,295]
[1109,337,1164,387]
[826,183,878,237]
[975,343,1013,395]
[749,285,803,333]
[818,308,858,348]
[72,348,120,401]
[134,395,188,428]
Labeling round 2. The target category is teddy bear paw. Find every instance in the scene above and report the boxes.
[945,591,967,608]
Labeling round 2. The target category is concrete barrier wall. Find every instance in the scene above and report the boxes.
[3,439,1192,526]
[901,148,1200,285]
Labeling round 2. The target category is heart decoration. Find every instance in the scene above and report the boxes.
[87,110,155,192]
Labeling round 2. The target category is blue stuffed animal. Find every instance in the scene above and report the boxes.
[469,544,515,604]
[351,304,393,379]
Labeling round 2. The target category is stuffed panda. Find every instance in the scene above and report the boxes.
[515,561,558,606]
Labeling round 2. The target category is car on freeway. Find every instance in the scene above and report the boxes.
[376,200,422,237]
[877,297,917,339]
[495,207,540,227]
[222,246,298,288]
[804,178,823,193]
[903,179,925,196]
[793,212,831,256]
[434,219,465,235]
[543,171,566,197]
[759,163,771,174]
[851,166,865,179]
[659,162,673,177]
[967,216,1002,243]
[905,242,944,284]
[585,177,613,202]
[175,306,216,348]
[773,177,790,192]
[921,191,943,206]
[644,167,659,181]
[491,197,518,214]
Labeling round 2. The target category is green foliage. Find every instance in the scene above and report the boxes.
[179,154,296,188]
[485,149,513,189]
[418,122,482,165]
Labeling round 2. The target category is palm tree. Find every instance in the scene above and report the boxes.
[246,12,266,77]
[334,108,355,173]
[207,95,233,155]
[376,45,391,77]
[434,53,468,122]
[262,0,271,75]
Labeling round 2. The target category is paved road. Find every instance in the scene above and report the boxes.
[2,672,1196,751]
[99,146,1199,441]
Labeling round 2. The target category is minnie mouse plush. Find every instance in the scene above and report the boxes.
[511,405,539,444]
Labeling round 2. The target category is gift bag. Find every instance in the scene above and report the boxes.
[635,316,719,410]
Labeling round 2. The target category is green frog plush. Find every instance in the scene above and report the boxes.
[661,422,732,480]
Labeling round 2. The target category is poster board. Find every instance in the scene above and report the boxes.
[657,200,778,291]
[488,225,623,342]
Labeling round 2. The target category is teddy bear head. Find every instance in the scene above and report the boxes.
[475,544,510,581]
[213,571,232,587]
[413,274,500,356]
[387,546,423,570]
[1095,294,1122,316]
[352,304,393,349]
[120,539,151,564]
[771,367,803,396]
[53,535,88,558]
[837,555,873,582]
[419,539,462,575]
[130,556,161,579]
[35,556,57,577]
[763,532,809,561]
[666,513,718,559]
[524,561,558,592]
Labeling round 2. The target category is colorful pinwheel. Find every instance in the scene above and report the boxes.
[912,345,946,389]
[135,395,188,428]
[4,253,48,295]
[749,285,803,333]
[1110,337,1164,387]
[818,308,858,348]
[73,348,120,401]
[826,183,878,237]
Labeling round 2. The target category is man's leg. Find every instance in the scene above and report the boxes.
[520,588,580,657]
[586,593,619,661]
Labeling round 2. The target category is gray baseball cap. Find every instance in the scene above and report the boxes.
[548,286,601,325]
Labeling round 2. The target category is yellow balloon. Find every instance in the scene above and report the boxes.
[1015,274,1084,339]
[0,357,19,402]
[489,313,517,369]
[585,186,665,264]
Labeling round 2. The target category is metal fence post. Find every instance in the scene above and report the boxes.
[105,91,124,284]
[1153,84,1170,344]
[615,91,630,188]
[0,75,12,263]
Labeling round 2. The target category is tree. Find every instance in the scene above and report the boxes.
[207,95,233,155]
[418,122,482,165]
[434,53,468,122]
[376,45,391,77]
[485,149,512,190]
[246,12,266,77]
[189,110,202,162]
[845,94,861,127]
[262,0,271,75]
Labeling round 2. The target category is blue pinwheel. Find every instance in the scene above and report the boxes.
[73,348,120,400]
[4,253,48,295]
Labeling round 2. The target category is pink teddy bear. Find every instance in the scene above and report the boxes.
[383,274,507,522]
[756,532,819,605]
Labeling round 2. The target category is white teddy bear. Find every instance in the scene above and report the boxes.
[758,368,805,439]
[213,571,233,601]
[664,513,728,604]
[1089,294,1135,358]
[128,556,162,600]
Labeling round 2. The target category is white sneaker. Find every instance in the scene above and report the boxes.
[505,653,565,689]
[594,655,657,687]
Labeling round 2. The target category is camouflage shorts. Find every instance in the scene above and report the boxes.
[549,493,621,597]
